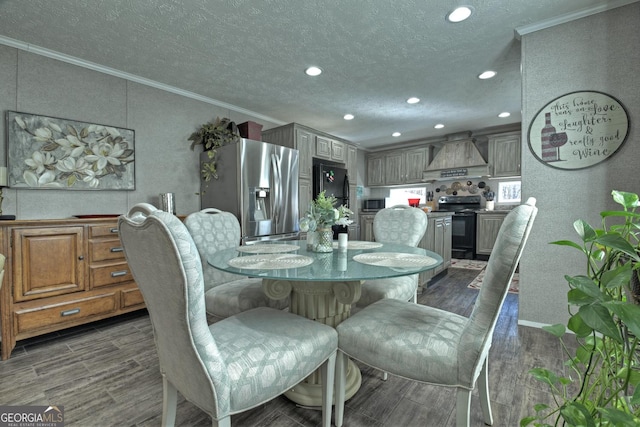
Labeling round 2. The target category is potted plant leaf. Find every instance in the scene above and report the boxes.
[188,117,240,183]
[522,190,640,426]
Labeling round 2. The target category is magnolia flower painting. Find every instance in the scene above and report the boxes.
[6,111,135,190]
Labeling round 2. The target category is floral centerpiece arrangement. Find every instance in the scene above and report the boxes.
[300,191,353,252]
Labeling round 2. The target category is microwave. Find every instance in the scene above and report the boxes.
[363,199,385,211]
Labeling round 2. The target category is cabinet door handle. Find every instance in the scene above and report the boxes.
[110,228,119,234]
[111,270,128,277]
[110,247,124,253]
[61,308,80,317]
[78,255,84,260]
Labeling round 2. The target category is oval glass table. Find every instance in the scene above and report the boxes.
[208,240,443,406]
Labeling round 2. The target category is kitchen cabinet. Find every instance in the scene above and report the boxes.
[366,154,385,187]
[1,218,144,360]
[419,214,452,287]
[367,146,429,186]
[359,214,376,242]
[316,136,346,162]
[476,211,509,256]
[489,132,521,177]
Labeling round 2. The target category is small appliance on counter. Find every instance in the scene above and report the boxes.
[362,198,385,212]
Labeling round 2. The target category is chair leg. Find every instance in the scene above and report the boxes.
[321,351,336,427]
[213,416,230,427]
[335,351,347,427]
[162,375,178,427]
[455,389,472,427]
[478,358,494,425]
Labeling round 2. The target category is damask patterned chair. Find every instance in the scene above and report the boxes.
[357,205,428,308]
[119,204,337,427]
[185,208,288,319]
[335,198,537,427]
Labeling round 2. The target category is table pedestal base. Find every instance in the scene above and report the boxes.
[263,278,363,407]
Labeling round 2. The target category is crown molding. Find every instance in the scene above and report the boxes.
[515,0,639,38]
[0,35,287,126]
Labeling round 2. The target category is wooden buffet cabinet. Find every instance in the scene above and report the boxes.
[0,217,145,360]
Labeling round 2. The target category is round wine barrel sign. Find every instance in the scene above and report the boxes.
[527,91,629,170]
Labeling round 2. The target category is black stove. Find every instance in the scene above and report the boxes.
[437,195,481,259]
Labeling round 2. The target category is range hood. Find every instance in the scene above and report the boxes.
[422,132,490,182]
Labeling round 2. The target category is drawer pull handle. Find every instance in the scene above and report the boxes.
[110,228,119,233]
[110,247,124,253]
[111,270,128,277]
[61,308,80,317]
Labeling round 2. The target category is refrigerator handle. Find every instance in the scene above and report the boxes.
[344,174,350,208]
[271,153,281,224]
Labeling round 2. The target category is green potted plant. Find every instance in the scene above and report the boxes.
[522,190,640,426]
[188,117,240,182]
[299,191,353,252]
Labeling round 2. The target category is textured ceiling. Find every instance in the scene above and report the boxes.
[0,0,628,149]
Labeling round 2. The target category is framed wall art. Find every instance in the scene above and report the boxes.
[527,91,629,170]
[6,111,135,190]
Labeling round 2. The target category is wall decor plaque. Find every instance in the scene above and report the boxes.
[6,111,135,190]
[527,91,629,170]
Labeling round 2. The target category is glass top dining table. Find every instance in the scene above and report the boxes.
[207,239,442,407]
[207,240,442,282]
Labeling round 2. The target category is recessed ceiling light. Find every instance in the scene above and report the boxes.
[304,66,322,76]
[478,70,496,79]
[498,112,511,118]
[406,97,420,104]
[343,114,354,120]
[392,132,401,137]
[434,124,445,129]
[446,6,473,23]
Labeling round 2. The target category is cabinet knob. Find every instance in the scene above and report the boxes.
[78,255,84,260]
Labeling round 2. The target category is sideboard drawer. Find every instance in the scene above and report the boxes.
[14,293,118,335]
[122,287,145,309]
[90,238,125,262]
[90,261,133,287]
[89,224,120,238]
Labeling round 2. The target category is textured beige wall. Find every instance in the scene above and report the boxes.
[519,3,640,326]
[0,48,280,219]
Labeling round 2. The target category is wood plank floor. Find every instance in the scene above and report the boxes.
[0,268,564,426]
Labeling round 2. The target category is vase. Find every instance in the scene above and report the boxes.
[314,227,334,253]
[486,200,495,211]
[306,230,318,251]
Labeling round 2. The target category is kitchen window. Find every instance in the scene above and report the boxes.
[387,188,426,206]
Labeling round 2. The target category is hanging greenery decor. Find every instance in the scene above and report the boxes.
[188,117,240,182]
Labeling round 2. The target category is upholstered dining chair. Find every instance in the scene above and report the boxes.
[185,208,288,319]
[335,198,538,427]
[119,204,337,427]
[357,205,428,308]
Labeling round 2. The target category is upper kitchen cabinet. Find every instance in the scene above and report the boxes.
[347,145,358,180]
[366,153,385,186]
[366,146,430,186]
[489,131,521,177]
[316,136,346,162]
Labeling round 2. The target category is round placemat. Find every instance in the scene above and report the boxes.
[331,241,383,250]
[235,244,300,254]
[353,252,438,268]
[228,254,313,270]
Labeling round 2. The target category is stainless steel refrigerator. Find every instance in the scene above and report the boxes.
[200,139,299,244]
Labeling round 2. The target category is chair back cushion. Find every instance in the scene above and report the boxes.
[460,198,538,384]
[373,206,428,246]
[119,205,230,417]
[185,208,244,291]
